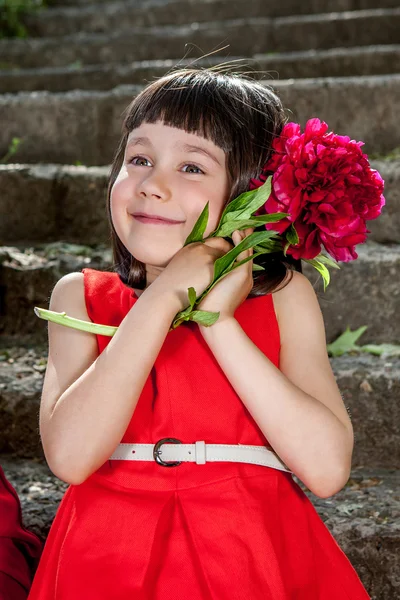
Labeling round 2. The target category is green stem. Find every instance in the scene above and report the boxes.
[34,307,117,336]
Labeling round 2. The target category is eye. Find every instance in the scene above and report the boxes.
[182,164,204,174]
[128,155,151,167]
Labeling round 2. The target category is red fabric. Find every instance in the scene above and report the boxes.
[28,268,370,599]
[0,465,43,599]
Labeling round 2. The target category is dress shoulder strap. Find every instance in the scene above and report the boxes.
[81,268,123,322]
[81,268,134,352]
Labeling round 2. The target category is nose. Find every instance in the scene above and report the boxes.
[138,170,171,201]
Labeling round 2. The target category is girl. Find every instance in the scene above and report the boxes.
[28,69,370,599]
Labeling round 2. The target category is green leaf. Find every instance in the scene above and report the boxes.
[216,212,289,238]
[313,253,340,270]
[283,240,290,257]
[253,238,283,253]
[216,177,272,228]
[188,310,221,326]
[252,263,265,271]
[188,286,197,309]
[302,257,331,291]
[229,253,258,270]
[212,230,277,280]
[170,308,220,330]
[286,223,299,245]
[183,202,209,245]
[359,343,400,357]
[326,326,368,357]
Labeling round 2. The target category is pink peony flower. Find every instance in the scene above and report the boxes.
[250,118,386,262]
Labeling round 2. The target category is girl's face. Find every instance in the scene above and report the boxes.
[110,120,230,285]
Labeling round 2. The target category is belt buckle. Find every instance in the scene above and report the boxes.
[153,437,182,467]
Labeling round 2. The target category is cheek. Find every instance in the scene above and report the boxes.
[110,174,133,222]
[110,174,130,206]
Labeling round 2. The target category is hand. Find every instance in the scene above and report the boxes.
[155,236,232,313]
[196,228,254,330]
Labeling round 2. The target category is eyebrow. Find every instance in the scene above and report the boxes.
[126,136,222,167]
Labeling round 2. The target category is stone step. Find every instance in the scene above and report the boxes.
[2,46,400,94]
[0,340,398,468]
[1,10,399,70]
[0,158,397,246]
[47,0,400,11]
[0,457,398,598]
[50,0,111,5]
[23,0,400,37]
[0,238,398,341]
[1,76,400,164]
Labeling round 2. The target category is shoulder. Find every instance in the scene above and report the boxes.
[272,270,325,346]
[51,271,84,299]
[50,271,88,319]
[272,270,317,313]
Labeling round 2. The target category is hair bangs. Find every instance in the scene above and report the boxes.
[124,70,235,153]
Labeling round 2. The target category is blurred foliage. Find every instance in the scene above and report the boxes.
[0,0,52,38]
[0,137,22,163]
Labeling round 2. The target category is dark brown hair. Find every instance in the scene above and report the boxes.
[106,67,302,297]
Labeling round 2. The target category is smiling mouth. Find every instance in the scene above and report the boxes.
[132,214,183,225]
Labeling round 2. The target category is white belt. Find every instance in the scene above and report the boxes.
[109,438,292,473]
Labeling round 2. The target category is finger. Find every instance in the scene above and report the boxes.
[204,236,232,253]
[247,228,254,255]
[233,230,250,262]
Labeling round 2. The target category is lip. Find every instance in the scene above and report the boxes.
[131,212,184,225]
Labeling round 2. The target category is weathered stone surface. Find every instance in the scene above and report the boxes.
[272,75,400,157]
[1,10,400,69]
[330,354,400,469]
[1,454,399,596]
[23,0,400,36]
[366,159,400,244]
[1,76,400,165]
[1,158,397,245]
[47,0,400,10]
[0,164,111,245]
[302,241,400,344]
[0,243,111,338]
[0,344,47,459]
[1,456,68,540]
[1,332,399,465]
[2,45,400,94]
[1,241,398,341]
[0,86,141,165]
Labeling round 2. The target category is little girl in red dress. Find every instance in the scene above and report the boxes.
[28,68,373,598]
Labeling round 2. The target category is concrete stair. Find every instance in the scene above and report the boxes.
[22,0,400,35]
[2,47,400,94]
[2,11,400,70]
[2,76,400,164]
[1,0,399,596]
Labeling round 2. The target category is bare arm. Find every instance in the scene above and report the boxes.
[40,273,181,485]
[198,271,354,499]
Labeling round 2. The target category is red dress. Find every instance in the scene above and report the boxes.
[28,267,370,600]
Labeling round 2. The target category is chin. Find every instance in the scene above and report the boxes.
[129,246,177,268]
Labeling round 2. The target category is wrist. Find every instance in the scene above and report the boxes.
[141,281,183,318]
[198,315,237,338]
